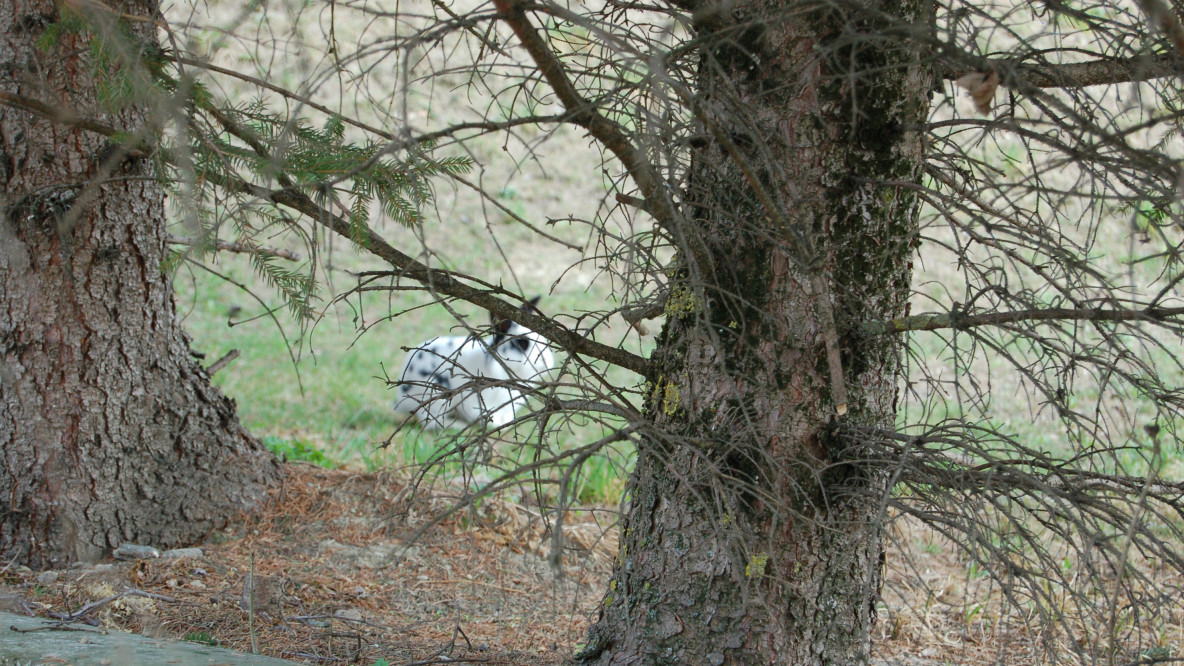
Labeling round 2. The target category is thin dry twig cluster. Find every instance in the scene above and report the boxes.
[5,0,1184,660]
[167,0,1184,660]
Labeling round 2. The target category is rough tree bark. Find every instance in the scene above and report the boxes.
[0,0,279,569]
[579,1,931,663]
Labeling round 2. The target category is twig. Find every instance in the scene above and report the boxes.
[453,623,473,652]
[202,105,649,375]
[10,623,108,634]
[0,555,19,576]
[812,276,848,416]
[166,234,301,261]
[121,589,181,603]
[248,551,257,655]
[415,579,533,595]
[400,654,497,658]
[490,0,679,235]
[939,53,1179,89]
[205,350,240,376]
[0,92,148,150]
[1135,0,1184,65]
[48,589,182,623]
[280,652,344,663]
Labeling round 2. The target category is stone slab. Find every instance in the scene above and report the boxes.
[0,611,296,665]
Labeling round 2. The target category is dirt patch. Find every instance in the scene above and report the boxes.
[3,464,608,664]
[4,463,1170,664]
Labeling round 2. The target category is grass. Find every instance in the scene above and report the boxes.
[183,631,219,646]
[174,243,639,504]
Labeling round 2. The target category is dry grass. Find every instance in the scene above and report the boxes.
[3,464,611,664]
[4,463,1178,663]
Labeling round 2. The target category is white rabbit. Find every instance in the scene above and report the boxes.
[392,298,555,431]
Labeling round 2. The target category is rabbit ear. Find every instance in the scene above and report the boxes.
[522,296,542,314]
[491,315,514,346]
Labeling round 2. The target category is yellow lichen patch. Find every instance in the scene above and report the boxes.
[662,382,680,416]
[664,285,700,318]
[746,552,770,578]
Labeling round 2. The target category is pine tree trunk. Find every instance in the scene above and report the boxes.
[0,0,279,569]
[579,1,931,663]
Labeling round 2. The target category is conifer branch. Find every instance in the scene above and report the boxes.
[215,172,652,375]
[864,305,1184,335]
[173,56,572,151]
[0,90,649,373]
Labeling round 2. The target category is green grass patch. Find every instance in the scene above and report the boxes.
[183,631,218,646]
[263,436,339,468]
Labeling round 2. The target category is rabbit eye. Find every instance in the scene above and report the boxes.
[510,336,531,354]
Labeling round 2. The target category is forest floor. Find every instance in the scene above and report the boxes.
[0,463,1163,665]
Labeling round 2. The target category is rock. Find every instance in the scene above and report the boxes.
[36,571,59,586]
[188,580,206,590]
[0,610,297,665]
[333,608,363,622]
[318,538,401,569]
[113,544,160,561]
[72,563,129,588]
[240,574,287,614]
[0,594,29,614]
[160,548,204,561]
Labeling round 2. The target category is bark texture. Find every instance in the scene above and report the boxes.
[580,1,931,663]
[0,0,279,569]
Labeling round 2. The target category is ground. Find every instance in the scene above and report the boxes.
[1,463,1177,664]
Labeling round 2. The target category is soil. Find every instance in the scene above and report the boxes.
[1,464,612,665]
[0,463,1118,665]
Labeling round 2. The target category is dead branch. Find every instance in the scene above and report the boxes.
[205,350,240,375]
[166,235,302,261]
[864,304,1184,335]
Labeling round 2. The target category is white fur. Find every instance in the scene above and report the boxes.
[392,320,554,431]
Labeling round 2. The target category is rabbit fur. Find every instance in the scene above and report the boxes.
[392,298,554,430]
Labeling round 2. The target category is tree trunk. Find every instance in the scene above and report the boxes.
[0,0,279,569]
[579,1,931,663]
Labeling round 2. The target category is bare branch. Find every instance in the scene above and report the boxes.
[166,235,301,261]
[0,92,649,375]
[205,350,240,375]
[0,92,149,150]
[491,0,679,232]
[942,53,1180,89]
[215,174,650,374]
[864,304,1184,335]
